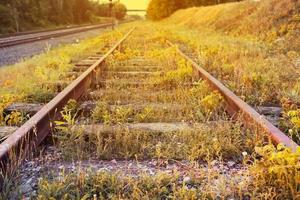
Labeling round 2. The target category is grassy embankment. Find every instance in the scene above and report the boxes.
[161,0,300,142]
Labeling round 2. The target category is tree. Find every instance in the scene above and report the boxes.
[113,3,127,20]
[147,0,188,20]
[73,0,90,23]
[0,0,126,34]
[0,5,14,33]
[6,0,21,32]
[147,0,244,20]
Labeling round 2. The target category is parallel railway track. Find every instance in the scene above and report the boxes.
[0,26,298,196]
[0,23,115,48]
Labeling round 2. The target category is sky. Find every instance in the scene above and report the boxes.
[101,0,149,10]
[100,0,149,16]
[121,0,149,10]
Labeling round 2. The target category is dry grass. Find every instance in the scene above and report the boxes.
[164,0,299,50]
[159,0,300,141]
[38,7,300,199]
[36,170,243,199]
[35,143,300,199]
[0,25,132,125]
[54,28,251,162]
[1,1,300,197]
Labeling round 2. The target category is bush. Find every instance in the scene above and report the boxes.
[0,5,14,33]
[147,0,188,20]
[147,0,245,21]
[114,3,127,20]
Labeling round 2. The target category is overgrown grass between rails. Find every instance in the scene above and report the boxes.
[55,120,256,162]
[35,170,235,199]
[31,23,300,200]
[91,83,225,124]
[36,144,300,199]
[92,39,225,123]
[16,4,300,199]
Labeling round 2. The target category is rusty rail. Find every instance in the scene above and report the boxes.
[0,28,135,171]
[167,41,298,152]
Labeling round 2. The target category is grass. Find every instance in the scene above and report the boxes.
[36,170,234,199]
[0,24,133,198]
[35,144,300,199]
[53,31,251,162]
[35,21,299,200]
[1,0,300,198]
[56,119,254,162]
[32,22,298,199]
[159,0,300,142]
[0,24,132,126]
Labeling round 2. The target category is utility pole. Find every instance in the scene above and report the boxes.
[109,0,114,30]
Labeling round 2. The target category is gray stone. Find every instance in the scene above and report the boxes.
[19,183,32,194]
[72,122,208,134]
[0,126,18,140]
[0,27,109,67]
[227,161,236,168]
[265,115,280,127]
[295,58,300,68]
[79,101,97,114]
[79,101,183,116]
[183,176,191,184]
[111,159,117,164]
[257,106,282,116]
[4,103,43,116]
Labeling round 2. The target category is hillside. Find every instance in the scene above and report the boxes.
[157,0,300,142]
[164,0,299,51]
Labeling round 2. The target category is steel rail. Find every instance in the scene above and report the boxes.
[167,41,299,152]
[0,22,116,39]
[0,27,135,171]
[0,23,114,48]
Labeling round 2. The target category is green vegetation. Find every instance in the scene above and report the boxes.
[147,0,243,20]
[251,144,300,199]
[113,3,127,20]
[161,0,300,141]
[53,31,246,162]
[36,171,230,199]
[35,1,300,197]
[1,0,299,198]
[0,26,130,126]
[35,144,300,199]
[0,0,127,34]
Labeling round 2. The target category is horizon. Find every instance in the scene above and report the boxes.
[100,0,149,16]
[101,0,149,9]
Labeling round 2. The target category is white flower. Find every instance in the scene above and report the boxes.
[93,194,97,200]
[242,151,248,156]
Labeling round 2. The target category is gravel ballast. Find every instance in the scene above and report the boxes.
[0,27,113,67]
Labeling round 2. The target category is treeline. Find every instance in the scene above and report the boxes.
[147,0,243,20]
[0,0,127,34]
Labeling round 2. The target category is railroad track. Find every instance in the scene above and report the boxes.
[0,23,116,48]
[0,26,298,197]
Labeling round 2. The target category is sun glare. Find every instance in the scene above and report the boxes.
[101,0,149,9]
